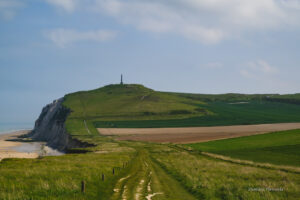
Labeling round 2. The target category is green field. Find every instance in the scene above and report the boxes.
[94,101,300,128]
[61,84,300,130]
[1,137,300,199]
[1,84,300,199]
[187,129,300,166]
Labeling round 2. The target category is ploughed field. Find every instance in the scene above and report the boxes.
[98,123,300,143]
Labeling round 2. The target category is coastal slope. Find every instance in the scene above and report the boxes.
[28,98,92,151]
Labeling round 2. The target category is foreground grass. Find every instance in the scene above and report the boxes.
[1,139,300,199]
[0,140,134,200]
[149,144,300,200]
[187,129,300,167]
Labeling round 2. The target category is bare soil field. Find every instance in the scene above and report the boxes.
[97,123,300,143]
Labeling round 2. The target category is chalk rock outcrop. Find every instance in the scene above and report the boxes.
[28,98,92,151]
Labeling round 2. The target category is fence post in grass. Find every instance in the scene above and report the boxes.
[102,173,105,181]
[113,168,115,175]
[81,180,85,193]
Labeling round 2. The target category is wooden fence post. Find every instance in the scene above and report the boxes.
[102,173,105,181]
[81,180,85,193]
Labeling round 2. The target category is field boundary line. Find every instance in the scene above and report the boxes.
[84,120,91,135]
[202,152,300,174]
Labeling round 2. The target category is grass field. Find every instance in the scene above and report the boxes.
[94,101,300,128]
[1,130,300,199]
[0,150,134,199]
[150,144,300,200]
[1,137,300,199]
[62,84,300,130]
[187,129,300,167]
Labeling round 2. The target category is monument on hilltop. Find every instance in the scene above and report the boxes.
[120,74,123,85]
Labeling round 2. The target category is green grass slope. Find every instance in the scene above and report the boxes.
[63,84,209,137]
[187,129,300,166]
[62,84,300,131]
[94,100,300,128]
[63,84,207,121]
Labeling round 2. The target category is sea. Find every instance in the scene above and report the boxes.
[0,122,34,135]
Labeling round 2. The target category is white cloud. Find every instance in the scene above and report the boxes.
[92,0,225,44]
[240,60,278,78]
[238,60,295,93]
[45,29,117,47]
[43,0,300,44]
[89,0,300,44]
[0,0,22,20]
[247,60,278,74]
[45,0,76,13]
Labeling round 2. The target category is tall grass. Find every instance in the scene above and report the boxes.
[0,141,135,199]
[150,144,300,200]
[187,129,300,166]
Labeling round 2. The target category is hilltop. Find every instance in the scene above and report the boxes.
[59,84,300,132]
[63,84,209,121]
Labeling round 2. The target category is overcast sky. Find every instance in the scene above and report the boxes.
[1,0,300,125]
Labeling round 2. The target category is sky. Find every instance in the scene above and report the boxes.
[1,0,300,125]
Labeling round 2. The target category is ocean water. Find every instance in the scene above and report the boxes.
[0,122,34,135]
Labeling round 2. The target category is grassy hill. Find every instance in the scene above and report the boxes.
[63,84,208,121]
[62,84,300,132]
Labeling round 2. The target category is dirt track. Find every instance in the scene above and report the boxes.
[97,123,300,143]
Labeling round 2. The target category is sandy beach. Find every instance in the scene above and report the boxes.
[0,130,39,161]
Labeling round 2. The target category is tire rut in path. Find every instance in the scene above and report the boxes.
[111,148,197,200]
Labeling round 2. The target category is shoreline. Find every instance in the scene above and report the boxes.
[0,130,39,161]
[0,129,31,138]
[0,130,64,161]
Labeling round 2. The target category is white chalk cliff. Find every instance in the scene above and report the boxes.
[28,98,93,151]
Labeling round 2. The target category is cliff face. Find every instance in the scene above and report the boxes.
[28,98,93,152]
